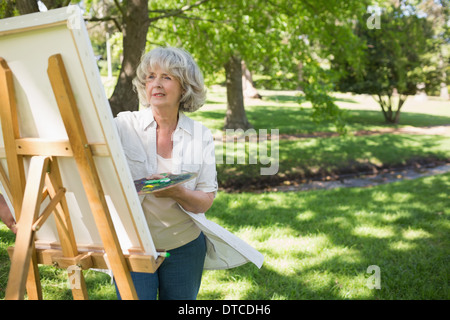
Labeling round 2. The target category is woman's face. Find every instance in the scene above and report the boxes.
[145,66,183,111]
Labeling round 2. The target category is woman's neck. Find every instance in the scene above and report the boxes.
[153,107,179,132]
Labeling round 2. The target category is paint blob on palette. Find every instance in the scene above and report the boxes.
[134,173,197,194]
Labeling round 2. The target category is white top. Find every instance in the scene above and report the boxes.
[114,108,263,269]
[156,154,172,170]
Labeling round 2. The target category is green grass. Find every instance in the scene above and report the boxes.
[193,87,450,188]
[2,173,448,299]
[193,87,450,134]
[198,173,449,300]
[193,105,450,135]
[215,134,450,188]
[0,223,117,300]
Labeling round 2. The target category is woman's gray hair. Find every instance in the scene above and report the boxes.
[133,47,206,112]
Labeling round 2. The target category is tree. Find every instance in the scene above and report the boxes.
[85,0,210,116]
[333,2,438,124]
[224,55,252,129]
[101,0,149,116]
[242,61,261,99]
[417,0,450,99]
[151,0,370,130]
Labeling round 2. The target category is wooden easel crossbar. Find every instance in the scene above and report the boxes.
[0,54,163,300]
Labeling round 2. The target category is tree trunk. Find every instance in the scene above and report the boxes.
[1,0,16,18]
[108,0,149,117]
[242,61,261,99]
[375,94,401,124]
[224,55,252,130]
[16,0,39,14]
[392,94,407,124]
[41,0,69,10]
[376,94,407,124]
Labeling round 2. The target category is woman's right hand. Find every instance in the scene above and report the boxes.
[0,195,17,234]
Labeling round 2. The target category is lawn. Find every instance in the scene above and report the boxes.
[0,87,448,300]
[215,133,450,190]
[194,87,450,134]
[1,173,448,299]
[194,87,450,189]
[199,173,450,300]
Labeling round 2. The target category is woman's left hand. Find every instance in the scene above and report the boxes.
[145,175,214,213]
[152,184,184,198]
[154,185,214,214]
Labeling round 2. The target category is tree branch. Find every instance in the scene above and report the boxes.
[174,13,219,23]
[397,94,407,111]
[113,0,125,18]
[374,94,389,120]
[87,16,122,32]
[148,0,210,23]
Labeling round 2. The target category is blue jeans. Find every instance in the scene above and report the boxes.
[115,232,206,300]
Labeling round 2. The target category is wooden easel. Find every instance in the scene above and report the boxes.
[0,54,163,300]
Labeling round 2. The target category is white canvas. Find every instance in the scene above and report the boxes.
[0,6,157,258]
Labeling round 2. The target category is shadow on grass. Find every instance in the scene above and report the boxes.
[202,173,449,299]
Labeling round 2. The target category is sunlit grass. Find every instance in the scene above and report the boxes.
[197,173,449,300]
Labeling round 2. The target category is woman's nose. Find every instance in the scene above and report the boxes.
[153,77,162,88]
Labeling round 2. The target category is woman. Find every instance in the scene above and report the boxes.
[114,47,217,300]
[0,194,16,234]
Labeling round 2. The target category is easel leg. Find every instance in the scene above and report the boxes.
[5,156,49,300]
[25,245,43,300]
[0,57,41,299]
[45,158,89,300]
[67,266,88,300]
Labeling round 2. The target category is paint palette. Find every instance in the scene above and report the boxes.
[134,173,197,194]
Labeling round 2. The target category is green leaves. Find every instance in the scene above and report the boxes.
[332,2,441,123]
